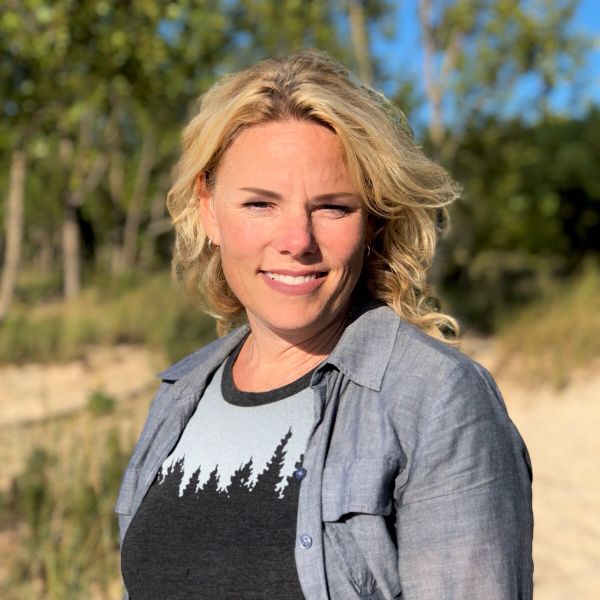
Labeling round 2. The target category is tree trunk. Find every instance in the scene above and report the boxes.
[418,0,464,162]
[59,113,108,299]
[0,148,27,320]
[140,190,170,269]
[120,131,155,270]
[31,226,55,273]
[348,0,373,86]
[106,111,124,275]
[62,202,81,299]
[60,153,107,299]
[418,0,444,154]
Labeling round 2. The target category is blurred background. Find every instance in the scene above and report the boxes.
[0,0,598,598]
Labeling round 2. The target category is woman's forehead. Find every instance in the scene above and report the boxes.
[227,120,342,154]
[215,120,354,188]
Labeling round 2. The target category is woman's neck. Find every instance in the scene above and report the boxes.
[231,315,347,393]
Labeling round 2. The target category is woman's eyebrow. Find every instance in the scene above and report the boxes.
[313,192,359,202]
[239,187,359,202]
[239,187,281,199]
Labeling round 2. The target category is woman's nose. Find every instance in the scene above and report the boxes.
[274,213,318,257]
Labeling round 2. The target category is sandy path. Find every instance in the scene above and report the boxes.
[1,341,599,598]
[500,380,600,599]
[0,345,162,426]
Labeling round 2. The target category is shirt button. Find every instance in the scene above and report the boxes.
[294,467,307,481]
[298,534,313,549]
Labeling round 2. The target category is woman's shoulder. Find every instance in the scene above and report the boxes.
[331,301,504,420]
[395,314,485,381]
[381,310,512,427]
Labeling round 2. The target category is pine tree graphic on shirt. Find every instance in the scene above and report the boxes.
[157,428,302,502]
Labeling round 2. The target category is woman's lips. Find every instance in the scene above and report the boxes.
[260,270,327,295]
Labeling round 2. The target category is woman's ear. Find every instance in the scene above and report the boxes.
[196,173,221,245]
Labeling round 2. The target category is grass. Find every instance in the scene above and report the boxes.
[496,261,600,389]
[0,385,153,600]
[1,428,129,599]
[0,271,217,365]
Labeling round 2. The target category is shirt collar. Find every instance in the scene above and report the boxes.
[320,300,400,391]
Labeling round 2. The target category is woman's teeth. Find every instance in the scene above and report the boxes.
[265,272,319,285]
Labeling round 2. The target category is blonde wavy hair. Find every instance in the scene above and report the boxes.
[167,50,461,342]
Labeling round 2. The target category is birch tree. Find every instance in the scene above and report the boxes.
[417,0,586,160]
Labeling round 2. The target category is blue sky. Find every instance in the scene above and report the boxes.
[372,0,599,125]
[572,0,600,104]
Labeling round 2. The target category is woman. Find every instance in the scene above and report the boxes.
[116,50,533,599]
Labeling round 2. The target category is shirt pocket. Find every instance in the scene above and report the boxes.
[324,521,378,598]
[322,457,397,521]
[322,459,402,599]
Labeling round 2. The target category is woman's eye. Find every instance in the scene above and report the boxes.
[243,200,271,210]
[317,204,352,216]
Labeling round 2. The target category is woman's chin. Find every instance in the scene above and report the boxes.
[247,306,344,340]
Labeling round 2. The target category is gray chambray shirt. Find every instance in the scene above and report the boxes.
[116,301,533,600]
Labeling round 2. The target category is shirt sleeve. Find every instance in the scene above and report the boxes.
[394,362,533,599]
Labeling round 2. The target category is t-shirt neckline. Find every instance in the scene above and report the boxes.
[221,337,316,407]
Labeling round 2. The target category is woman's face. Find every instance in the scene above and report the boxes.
[199,119,368,339]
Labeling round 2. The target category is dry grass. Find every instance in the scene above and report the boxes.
[496,263,600,388]
[0,272,216,365]
[0,388,152,599]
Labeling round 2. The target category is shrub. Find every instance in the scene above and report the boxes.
[87,390,117,415]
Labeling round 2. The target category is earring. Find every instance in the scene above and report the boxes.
[207,238,213,251]
[365,244,372,257]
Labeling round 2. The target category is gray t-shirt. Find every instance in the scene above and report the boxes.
[121,343,314,599]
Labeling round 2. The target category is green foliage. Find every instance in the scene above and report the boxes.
[13,270,62,305]
[439,109,600,330]
[0,0,400,314]
[2,428,129,598]
[11,447,56,544]
[0,313,65,363]
[229,0,348,64]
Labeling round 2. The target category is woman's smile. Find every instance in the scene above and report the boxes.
[260,269,328,295]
